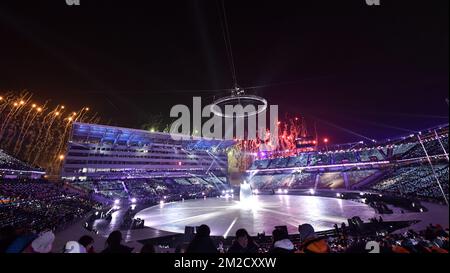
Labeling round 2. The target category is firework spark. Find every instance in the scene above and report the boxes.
[0,91,100,175]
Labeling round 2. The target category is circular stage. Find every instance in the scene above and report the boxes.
[134,195,377,236]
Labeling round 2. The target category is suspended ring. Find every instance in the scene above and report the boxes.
[210,95,268,118]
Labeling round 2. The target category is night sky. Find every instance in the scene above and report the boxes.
[0,0,448,144]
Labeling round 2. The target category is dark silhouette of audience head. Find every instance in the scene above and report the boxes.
[272,228,289,243]
[227,228,259,253]
[101,231,133,253]
[298,224,317,242]
[235,229,249,248]
[196,225,211,238]
[78,235,94,253]
[270,228,294,253]
[106,231,122,247]
[140,243,156,253]
[186,225,218,253]
[175,243,189,253]
[298,223,330,253]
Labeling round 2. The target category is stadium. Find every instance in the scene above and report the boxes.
[0,0,449,259]
[1,117,448,253]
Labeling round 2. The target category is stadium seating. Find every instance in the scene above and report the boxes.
[392,142,417,157]
[286,153,309,167]
[308,153,332,166]
[267,157,289,169]
[401,137,449,159]
[250,172,317,190]
[67,175,228,204]
[290,172,316,189]
[0,149,39,172]
[247,129,448,200]
[317,172,345,189]
[249,159,271,170]
[359,149,385,162]
[345,170,378,186]
[332,151,358,164]
[371,165,449,201]
[0,180,100,232]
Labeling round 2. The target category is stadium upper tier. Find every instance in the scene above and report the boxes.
[248,125,449,171]
[61,123,234,180]
[246,125,449,202]
[0,149,45,178]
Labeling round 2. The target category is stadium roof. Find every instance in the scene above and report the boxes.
[72,122,236,150]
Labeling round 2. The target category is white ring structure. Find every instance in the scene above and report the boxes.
[210,95,268,118]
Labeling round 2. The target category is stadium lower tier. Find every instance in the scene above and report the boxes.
[247,163,449,203]
[48,190,448,254]
[0,176,448,254]
[0,175,229,233]
[69,175,229,203]
[0,180,102,232]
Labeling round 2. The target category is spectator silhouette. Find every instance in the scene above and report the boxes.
[186,225,218,253]
[101,231,133,253]
[297,224,330,253]
[228,229,258,254]
[269,228,294,253]
[140,243,156,253]
[78,235,95,253]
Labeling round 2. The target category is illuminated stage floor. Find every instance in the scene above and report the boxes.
[134,195,377,236]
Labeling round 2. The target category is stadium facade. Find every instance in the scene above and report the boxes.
[61,122,235,181]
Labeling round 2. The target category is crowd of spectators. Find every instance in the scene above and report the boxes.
[177,222,449,254]
[372,165,449,202]
[249,133,448,170]
[0,179,102,233]
[1,222,447,254]
[400,136,449,159]
[70,176,228,204]
[346,170,378,186]
[0,129,448,254]
[0,149,40,172]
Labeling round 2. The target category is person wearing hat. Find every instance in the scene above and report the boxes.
[63,241,87,253]
[296,224,330,253]
[23,231,55,253]
[269,228,295,253]
[101,231,133,253]
[78,235,95,253]
[186,225,218,253]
